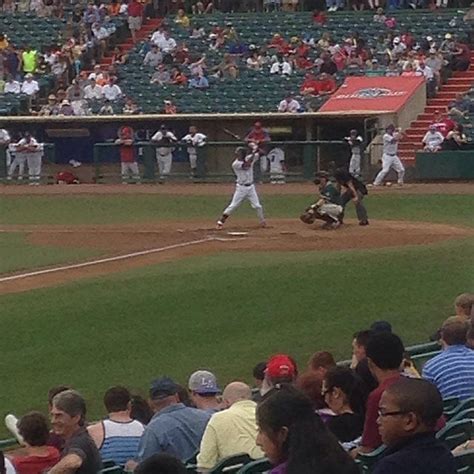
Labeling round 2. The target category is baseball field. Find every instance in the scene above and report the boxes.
[0,182,473,426]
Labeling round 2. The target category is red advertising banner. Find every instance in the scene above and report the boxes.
[319,76,425,113]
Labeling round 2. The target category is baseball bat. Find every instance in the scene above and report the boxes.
[222,128,242,140]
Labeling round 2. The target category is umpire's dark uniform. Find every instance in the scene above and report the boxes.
[334,169,369,226]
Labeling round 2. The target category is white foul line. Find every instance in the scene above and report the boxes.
[0,237,216,283]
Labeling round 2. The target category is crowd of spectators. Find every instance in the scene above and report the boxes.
[1,292,473,474]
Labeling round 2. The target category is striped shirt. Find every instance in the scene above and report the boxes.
[100,419,145,466]
[422,345,474,400]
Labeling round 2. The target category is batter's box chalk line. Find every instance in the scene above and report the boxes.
[0,236,228,283]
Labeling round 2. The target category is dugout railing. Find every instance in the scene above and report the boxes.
[0,140,351,184]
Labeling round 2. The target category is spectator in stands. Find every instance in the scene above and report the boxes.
[135,376,211,463]
[103,77,122,101]
[136,453,187,474]
[156,31,177,54]
[373,7,386,22]
[443,123,468,150]
[151,64,171,85]
[197,382,263,470]
[213,54,239,79]
[277,94,301,113]
[58,99,75,116]
[87,386,145,466]
[319,53,338,76]
[112,46,128,66]
[84,78,103,100]
[21,73,39,97]
[144,44,162,68]
[163,100,177,114]
[296,351,336,409]
[416,62,436,98]
[425,49,443,87]
[188,72,209,90]
[66,80,85,102]
[49,390,102,474]
[188,370,222,413]
[175,9,190,28]
[423,316,474,400]
[322,367,368,446]
[39,94,60,116]
[467,322,474,350]
[256,386,359,474]
[261,354,298,396]
[313,72,337,96]
[352,332,404,456]
[270,55,292,75]
[448,94,470,121]
[373,378,455,474]
[246,51,263,70]
[4,75,20,94]
[7,412,60,474]
[170,67,188,85]
[431,110,456,137]
[22,46,37,75]
[454,293,474,319]
[251,362,266,401]
[422,125,444,152]
[130,396,154,426]
[127,0,143,43]
[451,39,471,71]
[123,98,140,114]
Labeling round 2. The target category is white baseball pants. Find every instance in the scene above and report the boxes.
[8,155,27,179]
[318,203,343,221]
[373,153,405,186]
[349,153,361,177]
[27,154,42,184]
[224,184,265,221]
[156,152,172,177]
[189,152,197,170]
[121,162,140,182]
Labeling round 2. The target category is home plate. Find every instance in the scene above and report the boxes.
[227,232,249,237]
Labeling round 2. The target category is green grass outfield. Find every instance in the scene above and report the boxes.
[0,192,473,426]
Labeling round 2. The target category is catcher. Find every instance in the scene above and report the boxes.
[300,171,343,230]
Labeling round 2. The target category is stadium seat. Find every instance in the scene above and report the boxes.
[454,449,474,474]
[411,350,441,373]
[100,466,123,474]
[451,409,474,423]
[445,399,474,421]
[436,420,474,451]
[356,444,387,474]
[444,397,461,413]
[405,341,441,357]
[0,437,18,449]
[237,458,272,473]
[209,453,252,473]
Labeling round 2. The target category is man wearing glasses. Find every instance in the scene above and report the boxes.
[373,378,455,474]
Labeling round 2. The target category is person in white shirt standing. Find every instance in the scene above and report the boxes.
[14,132,43,185]
[151,125,178,181]
[277,95,300,113]
[267,146,286,184]
[345,129,364,177]
[216,145,266,230]
[372,124,405,187]
[182,125,207,177]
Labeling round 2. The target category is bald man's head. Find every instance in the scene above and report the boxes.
[222,382,252,407]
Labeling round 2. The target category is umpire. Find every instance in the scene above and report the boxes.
[334,168,369,226]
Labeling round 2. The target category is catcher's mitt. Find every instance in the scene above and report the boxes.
[300,208,316,224]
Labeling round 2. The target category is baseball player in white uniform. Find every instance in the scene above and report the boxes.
[216,145,266,230]
[151,125,177,180]
[373,124,405,186]
[15,133,43,185]
[267,146,285,184]
[0,128,11,172]
[345,129,363,177]
[182,125,207,177]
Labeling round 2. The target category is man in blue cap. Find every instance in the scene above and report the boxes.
[137,376,211,463]
[188,370,222,414]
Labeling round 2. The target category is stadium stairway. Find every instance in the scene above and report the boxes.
[98,18,162,67]
[399,50,474,166]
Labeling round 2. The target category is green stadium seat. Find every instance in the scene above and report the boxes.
[436,420,474,451]
[444,397,461,413]
[411,350,441,373]
[356,445,387,474]
[406,341,441,357]
[451,409,474,423]
[445,399,474,421]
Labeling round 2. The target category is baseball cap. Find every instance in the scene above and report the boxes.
[266,354,296,380]
[445,33,452,39]
[150,376,178,399]
[393,37,401,44]
[188,370,220,394]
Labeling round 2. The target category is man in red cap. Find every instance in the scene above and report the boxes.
[245,122,271,180]
[260,354,297,397]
